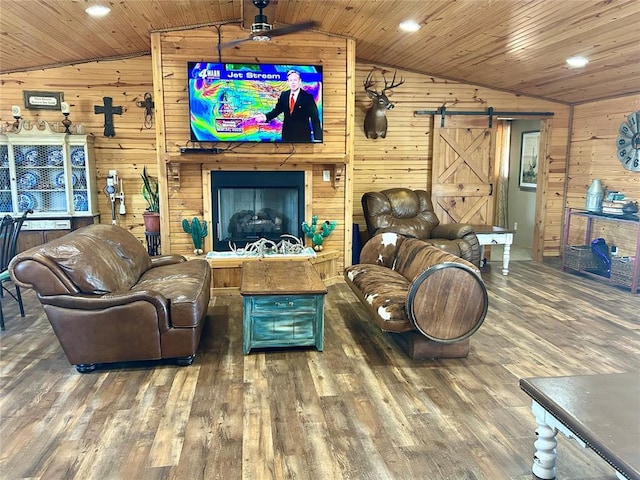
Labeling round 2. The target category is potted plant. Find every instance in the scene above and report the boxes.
[141,166,160,233]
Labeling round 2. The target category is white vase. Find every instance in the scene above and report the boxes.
[586,179,604,212]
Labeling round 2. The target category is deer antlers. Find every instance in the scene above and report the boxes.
[363,70,405,95]
[363,70,405,139]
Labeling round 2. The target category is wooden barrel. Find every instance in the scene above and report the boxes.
[406,262,488,343]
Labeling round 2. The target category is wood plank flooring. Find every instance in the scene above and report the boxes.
[1,260,638,480]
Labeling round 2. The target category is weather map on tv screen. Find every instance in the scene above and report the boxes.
[187,62,323,143]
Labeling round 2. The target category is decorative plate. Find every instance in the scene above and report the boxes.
[47,148,64,166]
[71,149,85,166]
[54,171,65,188]
[18,171,38,189]
[73,192,88,211]
[55,171,78,188]
[77,171,86,188]
[22,147,39,166]
[18,192,36,211]
[0,170,10,190]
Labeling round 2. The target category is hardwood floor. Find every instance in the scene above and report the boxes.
[1,260,638,480]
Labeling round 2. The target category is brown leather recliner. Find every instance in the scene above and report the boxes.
[362,188,481,266]
[9,224,211,373]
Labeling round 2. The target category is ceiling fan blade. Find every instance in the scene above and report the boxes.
[218,20,318,50]
[266,20,318,38]
[218,36,253,50]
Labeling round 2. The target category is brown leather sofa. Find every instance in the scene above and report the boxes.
[362,188,481,266]
[9,224,211,373]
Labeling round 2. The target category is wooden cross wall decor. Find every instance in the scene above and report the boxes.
[94,97,123,137]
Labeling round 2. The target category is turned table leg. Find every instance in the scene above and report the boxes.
[502,242,512,275]
[531,402,558,479]
[521,375,637,480]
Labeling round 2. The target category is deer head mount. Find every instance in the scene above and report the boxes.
[363,70,405,139]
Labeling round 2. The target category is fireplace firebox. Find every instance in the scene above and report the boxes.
[211,171,305,251]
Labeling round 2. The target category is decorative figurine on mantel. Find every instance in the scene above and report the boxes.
[302,215,337,251]
[182,217,208,255]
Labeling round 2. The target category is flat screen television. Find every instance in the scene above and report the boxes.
[187,62,323,143]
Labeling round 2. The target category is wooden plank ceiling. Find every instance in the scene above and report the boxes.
[0,0,638,104]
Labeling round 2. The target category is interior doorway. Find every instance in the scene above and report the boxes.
[509,119,540,258]
[493,118,544,262]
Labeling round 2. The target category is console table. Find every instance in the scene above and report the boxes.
[471,225,516,275]
[520,373,640,480]
[240,260,327,354]
[563,208,639,293]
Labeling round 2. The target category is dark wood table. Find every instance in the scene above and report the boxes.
[520,373,640,480]
[240,260,327,354]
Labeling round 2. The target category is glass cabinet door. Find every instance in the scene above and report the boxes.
[14,143,68,214]
[3,122,96,218]
[0,144,12,213]
[69,144,89,213]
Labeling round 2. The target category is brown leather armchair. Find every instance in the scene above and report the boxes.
[9,224,211,373]
[361,188,481,266]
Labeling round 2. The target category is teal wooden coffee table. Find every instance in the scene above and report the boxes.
[240,260,327,355]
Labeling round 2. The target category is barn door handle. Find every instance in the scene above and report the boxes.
[489,183,493,195]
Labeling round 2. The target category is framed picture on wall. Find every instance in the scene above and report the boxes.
[23,90,64,110]
[519,131,539,191]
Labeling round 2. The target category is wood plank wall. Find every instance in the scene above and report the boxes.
[353,63,571,257]
[153,25,353,266]
[0,57,157,243]
[565,95,640,255]
[6,29,638,262]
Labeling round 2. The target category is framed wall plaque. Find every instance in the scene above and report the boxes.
[23,91,64,110]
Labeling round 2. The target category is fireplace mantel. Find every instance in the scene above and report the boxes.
[165,152,349,165]
[164,153,346,188]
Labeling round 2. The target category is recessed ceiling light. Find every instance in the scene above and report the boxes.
[566,56,588,68]
[85,5,111,17]
[399,20,421,32]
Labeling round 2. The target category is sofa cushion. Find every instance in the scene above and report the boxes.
[359,232,406,268]
[423,238,464,257]
[362,189,440,239]
[133,259,211,328]
[394,238,479,281]
[34,224,152,294]
[345,263,412,332]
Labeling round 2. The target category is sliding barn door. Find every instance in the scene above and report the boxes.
[431,116,496,225]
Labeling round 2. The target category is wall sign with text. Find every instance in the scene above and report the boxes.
[23,91,64,110]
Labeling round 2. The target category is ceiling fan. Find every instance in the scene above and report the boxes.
[219,0,318,49]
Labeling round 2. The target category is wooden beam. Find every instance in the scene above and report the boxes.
[151,31,171,253]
